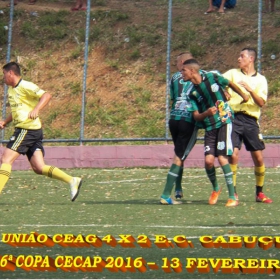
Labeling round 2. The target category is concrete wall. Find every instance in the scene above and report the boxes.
[1,144,280,170]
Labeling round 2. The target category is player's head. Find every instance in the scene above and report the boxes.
[176,51,193,71]
[3,62,21,76]
[238,47,257,69]
[3,62,21,86]
[180,59,200,81]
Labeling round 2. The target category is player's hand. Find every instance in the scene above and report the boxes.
[28,110,39,120]
[0,120,6,129]
[240,95,249,104]
[238,81,252,93]
[224,91,231,101]
[207,106,217,116]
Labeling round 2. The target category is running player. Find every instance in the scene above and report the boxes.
[0,62,82,201]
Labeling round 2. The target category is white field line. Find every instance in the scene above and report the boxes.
[0,224,279,229]
[95,170,280,184]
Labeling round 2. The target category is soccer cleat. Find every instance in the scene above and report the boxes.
[209,188,222,205]
[256,192,273,203]
[70,177,82,202]
[160,197,182,205]
[225,199,239,207]
[234,193,239,201]
[175,190,183,200]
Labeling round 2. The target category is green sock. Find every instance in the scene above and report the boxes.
[161,164,181,199]
[222,164,235,199]
[205,166,219,192]
[175,167,183,192]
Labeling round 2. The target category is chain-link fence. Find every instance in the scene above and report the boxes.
[0,0,279,145]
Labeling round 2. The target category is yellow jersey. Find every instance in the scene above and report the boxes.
[8,79,45,130]
[223,69,267,120]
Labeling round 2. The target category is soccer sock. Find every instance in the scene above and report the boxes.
[222,164,235,199]
[42,165,72,184]
[255,165,265,195]
[162,164,181,199]
[205,166,219,192]
[230,164,237,193]
[0,163,12,194]
[175,166,183,192]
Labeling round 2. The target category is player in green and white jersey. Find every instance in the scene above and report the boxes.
[160,52,199,205]
[182,59,248,207]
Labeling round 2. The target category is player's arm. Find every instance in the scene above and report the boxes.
[238,81,265,107]
[28,92,52,120]
[228,81,249,103]
[192,107,217,122]
[0,114,13,129]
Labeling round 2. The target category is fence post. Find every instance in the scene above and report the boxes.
[79,0,91,145]
[1,0,15,144]
[257,0,262,73]
[165,0,172,140]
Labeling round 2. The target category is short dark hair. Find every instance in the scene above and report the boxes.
[177,51,192,57]
[242,47,257,62]
[3,62,21,76]
[183,58,199,66]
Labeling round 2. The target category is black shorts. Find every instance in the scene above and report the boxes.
[232,113,265,151]
[169,119,196,159]
[7,128,45,161]
[204,123,233,157]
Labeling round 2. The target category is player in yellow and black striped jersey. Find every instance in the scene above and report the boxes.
[0,62,82,202]
[223,47,272,204]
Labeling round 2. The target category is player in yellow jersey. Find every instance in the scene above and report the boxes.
[0,62,82,202]
[223,48,272,203]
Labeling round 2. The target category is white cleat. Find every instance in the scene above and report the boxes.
[69,177,82,202]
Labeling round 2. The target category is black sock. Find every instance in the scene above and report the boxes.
[256,186,262,195]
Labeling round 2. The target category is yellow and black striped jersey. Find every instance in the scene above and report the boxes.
[223,69,267,121]
[8,79,45,129]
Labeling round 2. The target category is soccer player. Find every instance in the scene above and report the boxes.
[160,52,198,205]
[181,59,248,207]
[223,48,272,203]
[0,62,82,201]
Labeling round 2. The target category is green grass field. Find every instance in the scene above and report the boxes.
[1,167,280,279]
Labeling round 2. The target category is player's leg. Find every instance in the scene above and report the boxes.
[229,115,243,200]
[0,128,31,195]
[28,149,82,202]
[0,148,20,194]
[204,130,222,205]
[250,150,272,203]
[27,130,83,202]
[160,119,183,205]
[217,123,237,206]
[174,121,196,199]
[242,115,272,203]
[218,155,237,206]
[160,155,183,204]
[229,147,238,197]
